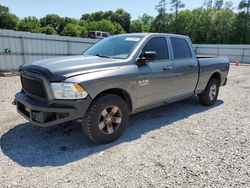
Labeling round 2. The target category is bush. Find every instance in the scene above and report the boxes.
[39,26,57,35]
[131,20,144,33]
[83,19,124,35]
[61,23,87,37]
[0,5,18,30]
[16,16,40,33]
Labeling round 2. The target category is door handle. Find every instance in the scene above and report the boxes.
[163,66,173,71]
[190,63,198,67]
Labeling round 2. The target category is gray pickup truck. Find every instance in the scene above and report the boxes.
[14,33,229,144]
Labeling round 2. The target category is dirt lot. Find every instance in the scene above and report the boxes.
[0,65,249,187]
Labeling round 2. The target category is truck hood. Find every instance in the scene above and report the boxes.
[21,55,123,79]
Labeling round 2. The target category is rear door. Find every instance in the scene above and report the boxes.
[135,37,176,108]
[169,37,199,96]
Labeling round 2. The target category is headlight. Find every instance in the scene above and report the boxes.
[51,82,88,99]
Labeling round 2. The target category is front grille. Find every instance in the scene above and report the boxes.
[21,76,47,98]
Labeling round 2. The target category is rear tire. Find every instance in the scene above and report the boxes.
[83,94,129,144]
[199,78,220,106]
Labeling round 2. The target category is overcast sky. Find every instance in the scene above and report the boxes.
[1,0,242,19]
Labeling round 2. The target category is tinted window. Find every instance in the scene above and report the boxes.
[87,32,95,37]
[97,32,101,36]
[170,37,192,59]
[142,37,169,60]
[102,33,108,37]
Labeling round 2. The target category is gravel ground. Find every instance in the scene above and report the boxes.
[0,65,249,187]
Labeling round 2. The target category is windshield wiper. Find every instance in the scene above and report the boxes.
[95,54,112,58]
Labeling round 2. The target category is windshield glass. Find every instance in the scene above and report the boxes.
[84,35,143,59]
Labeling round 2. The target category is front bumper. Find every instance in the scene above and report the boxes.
[15,92,92,127]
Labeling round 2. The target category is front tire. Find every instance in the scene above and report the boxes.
[83,94,129,144]
[199,78,220,106]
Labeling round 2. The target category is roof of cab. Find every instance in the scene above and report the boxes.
[115,33,189,38]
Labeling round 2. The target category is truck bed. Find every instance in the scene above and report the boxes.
[195,56,229,94]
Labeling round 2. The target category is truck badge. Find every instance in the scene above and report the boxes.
[138,80,149,87]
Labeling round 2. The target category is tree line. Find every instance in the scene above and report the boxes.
[0,0,249,44]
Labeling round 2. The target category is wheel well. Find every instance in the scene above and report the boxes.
[93,89,133,112]
[210,72,221,86]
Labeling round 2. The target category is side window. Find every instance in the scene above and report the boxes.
[102,33,108,38]
[170,37,192,59]
[142,37,169,60]
[97,32,101,37]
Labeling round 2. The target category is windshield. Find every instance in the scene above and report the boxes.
[84,35,143,59]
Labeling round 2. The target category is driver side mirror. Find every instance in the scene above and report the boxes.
[136,51,157,66]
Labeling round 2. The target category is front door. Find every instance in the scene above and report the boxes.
[135,37,176,109]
